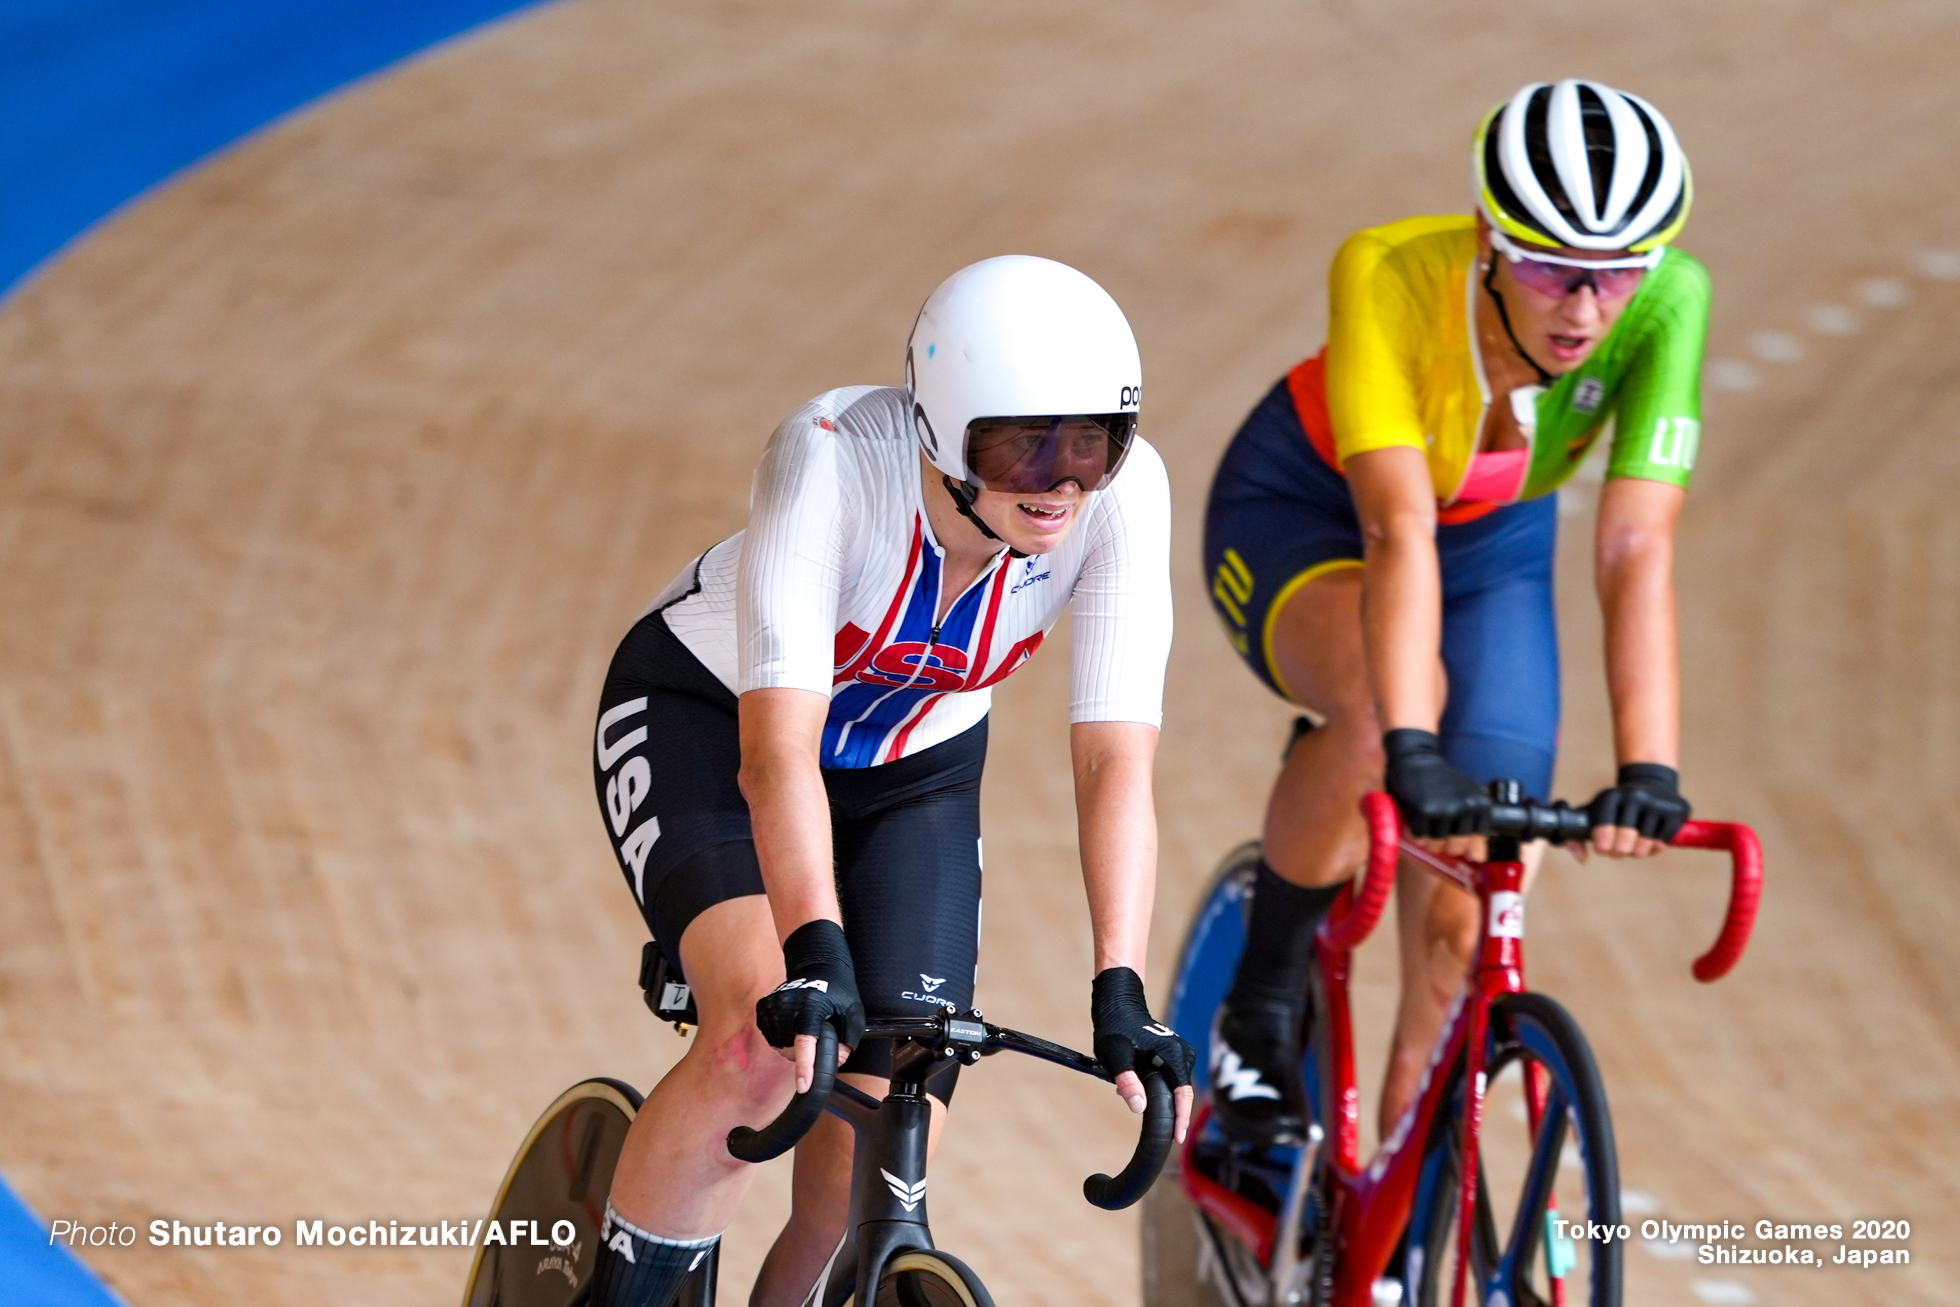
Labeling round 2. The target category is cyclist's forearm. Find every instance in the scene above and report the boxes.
[1360,521,1444,731]
[738,687,841,940]
[1072,721,1159,976]
[1348,447,1444,732]
[1595,479,1683,767]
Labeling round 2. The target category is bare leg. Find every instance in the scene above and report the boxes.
[1376,841,1546,1136]
[750,1079,948,1307]
[1378,868,1478,1139]
[1261,570,1385,890]
[1209,571,1393,1138]
[608,896,798,1237]
[1262,569,1496,1140]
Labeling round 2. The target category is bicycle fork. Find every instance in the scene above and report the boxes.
[819,1082,937,1307]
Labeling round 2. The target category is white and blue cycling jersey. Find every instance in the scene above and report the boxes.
[652,385,1172,768]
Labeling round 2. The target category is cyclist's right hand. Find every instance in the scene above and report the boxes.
[755,919,863,1092]
[1383,728,1491,840]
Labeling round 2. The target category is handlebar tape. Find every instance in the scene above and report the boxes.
[727,1026,838,1163]
[1326,797,1764,981]
[1670,820,1764,982]
[1082,1071,1173,1211]
[1319,792,1402,953]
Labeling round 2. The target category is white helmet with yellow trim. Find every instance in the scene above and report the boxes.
[1475,80,1691,253]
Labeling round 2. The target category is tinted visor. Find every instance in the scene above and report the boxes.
[962,413,1137,493]
[1489,228,1660,301]
[1505,256,1647,301]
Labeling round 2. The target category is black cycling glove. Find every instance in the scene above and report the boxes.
[755,919,866,1055]
[1090,966,1196,1089]
[1383,728,1491,838]
[1588,763,1692,843]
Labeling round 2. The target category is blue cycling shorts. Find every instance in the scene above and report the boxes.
[1203,376,1561,799]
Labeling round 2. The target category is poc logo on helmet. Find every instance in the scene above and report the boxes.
[1120,385,1142,409]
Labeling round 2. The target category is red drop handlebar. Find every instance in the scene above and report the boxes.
[1317,793,1404,954]
[1669,819,1764,981]
[1318,793,1763,982]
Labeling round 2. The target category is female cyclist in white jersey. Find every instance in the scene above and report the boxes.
[586,256,1196,1307]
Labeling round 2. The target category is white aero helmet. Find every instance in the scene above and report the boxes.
[1475,79,1692,253]
[905,255,1142,494]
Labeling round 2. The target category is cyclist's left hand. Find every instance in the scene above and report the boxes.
[1587,763,1691,858]
[1090,966,1196,1143]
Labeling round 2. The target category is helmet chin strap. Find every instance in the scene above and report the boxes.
[1481,257,1556,388]
[942,476,1028,559]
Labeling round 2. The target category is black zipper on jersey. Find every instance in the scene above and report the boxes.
[924,549,1006,661]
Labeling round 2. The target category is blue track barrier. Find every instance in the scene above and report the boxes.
[0,1176,125,1305]
[0,0,544,299]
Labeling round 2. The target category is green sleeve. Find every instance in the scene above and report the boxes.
[1605,249,1711,488]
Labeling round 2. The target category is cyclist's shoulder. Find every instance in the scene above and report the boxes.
[1648,246,1712,313]
[1609,248,1711,355]
[766,386,911,465]
[1331,217,1475,341]
[776,385,908,441]
[1334,214,1476,278]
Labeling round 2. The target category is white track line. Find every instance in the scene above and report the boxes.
[1915,248,1960,279]
[1806,304,1858,335]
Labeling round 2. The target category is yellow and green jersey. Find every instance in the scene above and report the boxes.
[1320,215,1709,505]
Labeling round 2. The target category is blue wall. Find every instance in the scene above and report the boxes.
[0,1176,124,1305]
[0,0,545,299]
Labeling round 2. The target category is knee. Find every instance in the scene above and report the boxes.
[692,1015,794,1109]
[1421,889,1480,960]
[1317,708,1385,781]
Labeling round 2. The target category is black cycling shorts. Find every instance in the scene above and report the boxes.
[594,610,984,1100]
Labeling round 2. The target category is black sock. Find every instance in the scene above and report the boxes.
[1226,860,1347,1009]
[589,1204,720,1307]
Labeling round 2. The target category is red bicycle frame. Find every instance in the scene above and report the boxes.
[1180,792,1764,1307]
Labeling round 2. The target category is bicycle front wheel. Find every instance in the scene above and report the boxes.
[462,1077,641,1307]
[842,1250,996,1307]
[1405,992,1622,1307]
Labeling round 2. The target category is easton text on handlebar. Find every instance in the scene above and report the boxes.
[1320,789,1764,981]
[725,1010,1174,1210]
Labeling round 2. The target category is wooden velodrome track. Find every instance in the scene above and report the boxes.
[4,1,1959,1303]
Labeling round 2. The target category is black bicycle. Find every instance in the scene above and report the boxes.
[464,960,1175,1307]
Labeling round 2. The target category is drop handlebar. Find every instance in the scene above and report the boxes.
[1321,791,1763,982]
[725,1012,1174,1210]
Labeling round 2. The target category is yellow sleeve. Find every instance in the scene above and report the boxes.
[1325,229,1428,464]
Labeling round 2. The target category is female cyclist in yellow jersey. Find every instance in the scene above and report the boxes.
[1202,80,1706,1141]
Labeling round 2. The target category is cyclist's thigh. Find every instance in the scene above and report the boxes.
[594,610,766,977]
[1204,378,1367,707]
[823,721,988,1103]
[674,894,786,1030]
[1265,566,1374,720]
[1435,497,1559,799]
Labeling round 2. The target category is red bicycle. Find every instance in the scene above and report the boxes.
[1145,783,1763,1307]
